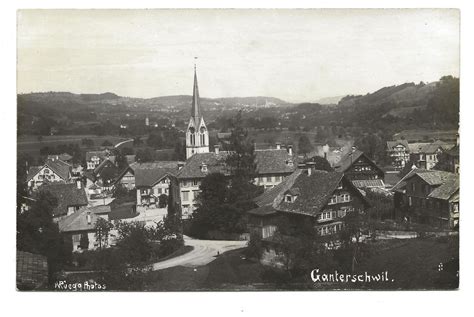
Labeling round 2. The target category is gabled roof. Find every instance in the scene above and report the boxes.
[40,183,88,217]
[428,176,459,201]
[177,149,296,179]
[387,140,409,150]
[446,144,459,157]
[255,149,296,175]
[89,205,111,214]
[253,169,303,207]
[408,169,456,186]
[58,207,98,232]
[26,158,71,182]
[132,161,181,187]
[177,152,232,179]
[409,141,455,154]
[47,153,73,162]
[249,170,369,218]
[93,158,116,175]
[85,150,114,162]
[334,150,383,175]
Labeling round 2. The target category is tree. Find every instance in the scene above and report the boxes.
[135,148,155,163]
[102,140,113,147]
[298,135,313,156]
[354,133,385,162]
[147,132,164,148]
[433,152,452,172]
[304,155,333,171]
[196,173,229,206]
[337,209,369,272]
[158,194,168,208]
[95,218,114,250]
[17,191,72,282]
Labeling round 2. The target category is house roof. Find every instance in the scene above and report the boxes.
[125,155,136,164]
[16,251,48,290]
[446,144,459,157]
[409,141,454,154]
[409,169,456,186]
[249,169,369,218]
[387,140,409,150]
[254,149,296,175]
[351,179,385,188]
[40,183,88,217]
[428,175,459,200]
[334,149,383,175]
[177,149,296,179]
[89,205,111,214]
[58,207,98,232]
[86,150,112,162]
[132,161,181,187]
[253,169,303,207]
[177,151,232,179]
[247,204,278,216]
[26,158,71,182]
[93,158,116,175]
[47,153,73,162]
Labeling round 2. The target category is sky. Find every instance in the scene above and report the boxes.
[17,9,459,103]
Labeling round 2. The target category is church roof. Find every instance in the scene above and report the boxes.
[191,66,201,120]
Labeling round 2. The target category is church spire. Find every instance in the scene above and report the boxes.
[191,59,200,120]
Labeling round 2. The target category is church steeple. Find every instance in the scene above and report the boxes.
[186,59,209,160]
[191,64,200,120]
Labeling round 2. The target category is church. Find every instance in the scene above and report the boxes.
[177,64,297,218]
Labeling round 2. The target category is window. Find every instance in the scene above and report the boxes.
[411,183,416,192]
[266,176,272,182]
[328,195,337,205]
[158,188,163,195]
[275,176,281,182]
[285,195,292,203]
[182,191,189,201]
[44,168,50,174]
[408,196,412,206]
[193,180,199,186]
[342,194,350,202]
[453,203,459,213]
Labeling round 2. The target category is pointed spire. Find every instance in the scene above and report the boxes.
[191,58,200,119]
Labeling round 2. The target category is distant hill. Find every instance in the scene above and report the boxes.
[315,95,346,105]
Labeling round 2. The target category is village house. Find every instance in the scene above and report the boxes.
[40,181,89,222]
[445,144,459,174]
[134,162,181,211]
[58,205,114,251]
[391,168,459,229]
[248,165,370,240]
[386,140,410,169]
[114,161,183,191]
[176,145,296,218]
[47,153,73,165]
[85,149,115,170]
[408,140,454,170]
[333,148,385,189]
[26,157,72,191]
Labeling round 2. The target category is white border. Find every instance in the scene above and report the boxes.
[2,1,473,317]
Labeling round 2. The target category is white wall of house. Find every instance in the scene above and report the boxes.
[254,174,285,190]
[179,179,201,218]
[28,166,67,190]
[136,177,171,209]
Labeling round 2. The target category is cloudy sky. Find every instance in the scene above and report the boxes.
[17,9,459,102]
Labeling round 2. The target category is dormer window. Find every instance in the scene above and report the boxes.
[285,194,294,203]
[286,159,294,167]
[201,163,208,173]
[284,188,300,203]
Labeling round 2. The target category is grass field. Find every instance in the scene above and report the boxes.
[17,135,130,157]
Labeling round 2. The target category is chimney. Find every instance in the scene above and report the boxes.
[287,145,293,156]
[214,145,220,154]
[306,162,316,176]
[276,142,281,150]
[76,180,82,189]
[86,211,92,225]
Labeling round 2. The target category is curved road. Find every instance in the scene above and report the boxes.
[152,236,247,271]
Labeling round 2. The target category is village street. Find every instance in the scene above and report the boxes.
[151,236,247,271]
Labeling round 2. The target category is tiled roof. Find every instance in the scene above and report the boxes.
[384,172,401,187]
[58,207,98,232]
[387,140,409,150]
[132,161,181,187]
[277,171,346,217]
[89,205,111,214]
[250,169,368,218]
[253,169,303,207]
[391,168,420,192]
[446,145,459,157]
[27,159,71,182]
[86,150,112,162]
[177,149,295,179]
[409,141,454,154]
[428,175,459,200]
[177,152,232,179]
[408,143,431,154]
[93,158,116,175]
[16,251,48,290]
[351,179,385,188]
[47,153,73,162]
[247,204,278,216]
[26,166,42,182]
[254,149,296,175]
[411,169,456,186]
[40,183,88,217]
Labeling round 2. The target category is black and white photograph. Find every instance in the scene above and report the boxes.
[14,8,461,293]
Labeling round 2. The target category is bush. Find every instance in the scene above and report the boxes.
[157,238,183,258]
